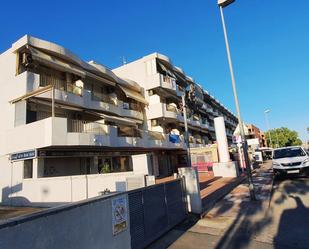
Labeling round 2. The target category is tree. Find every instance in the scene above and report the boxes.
[264,127,302,148]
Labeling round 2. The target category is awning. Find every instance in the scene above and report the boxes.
[86,111,139,126]
[157,61,176,79]
[25,98,141,126]
[10,85,53,104]
[118,85,148,105]
[85,71,116,86]
[28,46,86,78]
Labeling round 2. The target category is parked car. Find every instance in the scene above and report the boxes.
[272,146,309,178]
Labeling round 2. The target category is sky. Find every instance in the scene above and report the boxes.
[1,0,308,141]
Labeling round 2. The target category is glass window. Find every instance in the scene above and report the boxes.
[98,156,133,174]
[24,160,33,179]
[112,156,133,172]
[273,147,306,159]
[98,158,112,174]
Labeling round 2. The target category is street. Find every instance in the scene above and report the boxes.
[150,162,309,249]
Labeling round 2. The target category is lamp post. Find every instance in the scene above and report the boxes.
[264,109,279,148]
[218,0,256,200]
[264,109,273,147]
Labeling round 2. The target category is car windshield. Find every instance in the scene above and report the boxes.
[273,148,306,159]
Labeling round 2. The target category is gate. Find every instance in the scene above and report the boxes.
[128,178,187,249]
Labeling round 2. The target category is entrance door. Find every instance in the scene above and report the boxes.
[158,153,172,177]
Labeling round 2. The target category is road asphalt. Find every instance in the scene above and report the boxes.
[149,161,309,249]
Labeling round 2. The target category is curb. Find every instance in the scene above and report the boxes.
[200,175,247,217]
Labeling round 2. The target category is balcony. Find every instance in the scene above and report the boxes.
[145,131,186,149]
[145,73,184,96]
[120,101,144,120]
[6,116,187,155]
[205,105,214,115]
[225,118,236,127]
[208,125,215,132]
[147,102,184,122]
[21,71,143,120]
[201,121,210,130]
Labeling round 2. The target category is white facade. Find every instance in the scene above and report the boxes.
[0,35,237,206]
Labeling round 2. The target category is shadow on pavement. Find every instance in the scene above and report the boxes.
[215,176,309,249]
[214,196,272,249]
[272,178,309,249]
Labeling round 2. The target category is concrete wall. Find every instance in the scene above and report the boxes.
[132,153,151,175]
[0,193,131,249]
[2,171,134,207]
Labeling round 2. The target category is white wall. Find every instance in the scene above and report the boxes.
[2,171,135,207]
[132,154,151,175]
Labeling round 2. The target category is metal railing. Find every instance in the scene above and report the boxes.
[67,119,108,135]
[40,74,83,96]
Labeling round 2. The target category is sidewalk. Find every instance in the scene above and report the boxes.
[148,161,274,249]
[169,161,274,249]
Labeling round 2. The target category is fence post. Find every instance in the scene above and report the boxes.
[178,167,202,214]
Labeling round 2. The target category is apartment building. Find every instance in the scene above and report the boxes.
[113,53,238,148]
[247,124,267,147]
[0,36,237,206]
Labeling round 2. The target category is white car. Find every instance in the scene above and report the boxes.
[272,146,309,177]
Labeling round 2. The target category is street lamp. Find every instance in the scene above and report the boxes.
[264,109,279,148]
[218,0,256,201]
[264,109,273,147]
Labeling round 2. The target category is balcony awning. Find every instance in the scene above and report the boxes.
[9,85,53,104]
[28,47,86,78]
[25,98,141,126]
[118,85,148,105]
[86,111,140,126]
[157,60,176,79]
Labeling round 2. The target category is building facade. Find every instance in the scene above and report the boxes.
[247,124,267,147]
[0,36,237,206]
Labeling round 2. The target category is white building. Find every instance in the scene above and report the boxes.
[0,35,237,206]
[113,53,237,150]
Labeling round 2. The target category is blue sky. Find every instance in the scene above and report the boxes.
[1,0,308,141]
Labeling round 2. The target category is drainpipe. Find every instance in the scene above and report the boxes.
[51,86,55,118]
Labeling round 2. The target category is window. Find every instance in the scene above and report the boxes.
[112,157,133,172]
[24,160,33,179]
[98,156,133,174]
[273,147,306,159]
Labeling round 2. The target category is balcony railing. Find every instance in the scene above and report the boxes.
[40,74,82,96]
[67,119,108,135]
